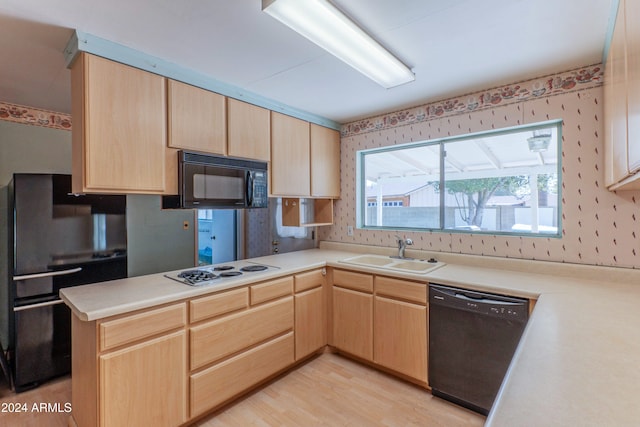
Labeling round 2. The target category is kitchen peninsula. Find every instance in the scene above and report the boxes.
[60,242,640,427]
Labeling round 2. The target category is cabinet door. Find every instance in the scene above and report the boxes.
[310,123,341,198]
[167,79,226,154]
[332,286,373,360]
[626,0,640,173]
[295,286,326,360]
[71,53,167,193]
[271,112,310,196]
[228,98,270,161]
[374,296,427,383]
[100,331,186,427]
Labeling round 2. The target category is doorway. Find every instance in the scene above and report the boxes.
[197,210,237,265]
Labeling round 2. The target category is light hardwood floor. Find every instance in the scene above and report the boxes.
[0,374,71,427]
[0,353,485,426]
[194,353,485,427]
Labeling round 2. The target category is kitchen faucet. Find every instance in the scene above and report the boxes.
[394,235,413,259]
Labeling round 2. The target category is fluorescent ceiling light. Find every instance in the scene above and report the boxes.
[262,0,415,89]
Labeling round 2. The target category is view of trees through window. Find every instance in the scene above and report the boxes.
[358,121,561,236]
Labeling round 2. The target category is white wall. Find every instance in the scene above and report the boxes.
[0,121,72,348]
[126,195,195,276]
[0,120,196,348]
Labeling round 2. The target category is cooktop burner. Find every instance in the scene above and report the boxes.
[177,269,218,285]
[240,265,268,272]
[219,271,243,277]
[166,262,279,286]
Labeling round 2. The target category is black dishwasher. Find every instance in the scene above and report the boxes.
[429,284,529,415]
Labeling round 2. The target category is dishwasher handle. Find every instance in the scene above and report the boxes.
[429,283,529,320]
[454,291,525,306]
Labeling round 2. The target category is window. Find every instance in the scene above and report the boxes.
[357,120,562,236]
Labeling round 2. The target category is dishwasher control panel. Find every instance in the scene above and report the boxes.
[429,283,529,321]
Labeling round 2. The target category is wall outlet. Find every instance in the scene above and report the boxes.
[347,225,354,236]
[183,221,190,230]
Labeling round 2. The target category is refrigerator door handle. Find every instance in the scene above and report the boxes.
[13,267,82,281]
[14,299,65,312]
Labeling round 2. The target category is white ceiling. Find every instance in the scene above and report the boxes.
[0,0,615,124]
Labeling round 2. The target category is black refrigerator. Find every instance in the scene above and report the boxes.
[4,174,127,392]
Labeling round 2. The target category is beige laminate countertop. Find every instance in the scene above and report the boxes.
[60,243,640,426]
[60,248,353,321]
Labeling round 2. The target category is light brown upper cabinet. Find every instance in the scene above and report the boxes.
[270,112,311,197]
[167,79,226,155]
[605,0,640,190]
[310,123,341,198]
[227,98,270,161]
[271,113,341,199]
[71,53,167,194]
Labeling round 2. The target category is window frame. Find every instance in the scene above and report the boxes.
[355,119,563,238]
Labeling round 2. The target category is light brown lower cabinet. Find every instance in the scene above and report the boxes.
[332,286,374,361]
[330,270,428,384]
[187,281,294,419]
[71,302,189,427]
[70,269,431,427]
[374,296,427,383]
[190,332,294,417]
[294,269,327,360]
[190,296,293,370]
[295,286,326,360]
[99,331,187,427]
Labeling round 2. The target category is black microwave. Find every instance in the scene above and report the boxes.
[162,151,268,209]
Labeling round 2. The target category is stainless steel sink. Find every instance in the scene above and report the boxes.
[338,254,444,274]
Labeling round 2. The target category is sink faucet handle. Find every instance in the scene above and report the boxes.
[394,234,412,245]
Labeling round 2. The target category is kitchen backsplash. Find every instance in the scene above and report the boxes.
[320,64,640,269]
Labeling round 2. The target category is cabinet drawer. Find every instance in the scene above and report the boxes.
[250,276,293,305]
[333,269,373,293]
[375,276,427,305]
[190,287,248,323]
[294,269,325,293]
[99,303,186,351]
[190,296,293,370]
[190,332,294,417]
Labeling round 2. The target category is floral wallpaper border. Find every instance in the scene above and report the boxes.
[1,63,603,136]
[341,64,603,137]
[0,101,72,131]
